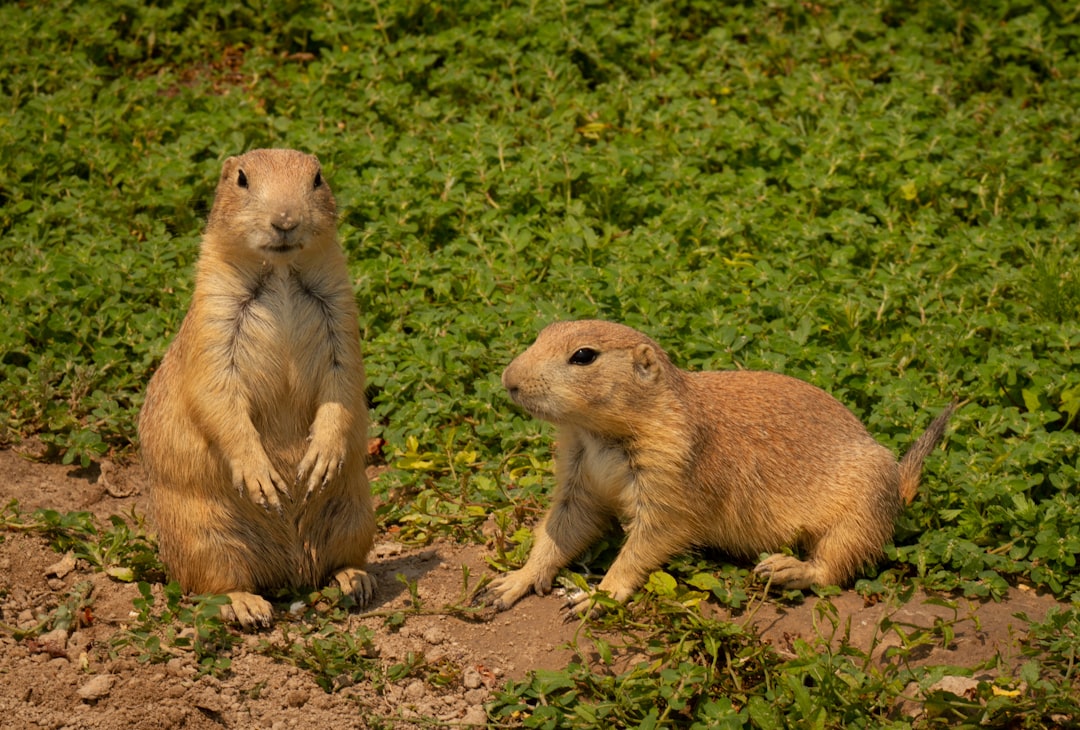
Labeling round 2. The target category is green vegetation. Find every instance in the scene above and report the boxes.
[2,0,1079,725]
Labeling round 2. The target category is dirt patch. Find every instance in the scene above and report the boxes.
[0,448,1064,728]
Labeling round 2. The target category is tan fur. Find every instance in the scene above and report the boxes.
[486,319,955,612]
[138,149,375,626]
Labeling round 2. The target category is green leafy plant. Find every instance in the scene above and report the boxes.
[0,581,95,640]
[112,580,238,677]
[264,614,380,693]
[2,500,164,583]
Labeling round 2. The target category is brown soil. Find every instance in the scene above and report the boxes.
[0,447,1064,728]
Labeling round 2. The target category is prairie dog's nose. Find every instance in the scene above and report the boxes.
[502,360,520,392]
[272,209,299,232]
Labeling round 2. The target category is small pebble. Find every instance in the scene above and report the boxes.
[39,627,69,653]
[77,674,116,702]
[166,657,192,678]
[462,668,483,690]
[461,706,488,727]
[373,542,403,558]
[45,552,77,579]
[464,689,487,705]
[930,676,980,696]
[404,680,426,701]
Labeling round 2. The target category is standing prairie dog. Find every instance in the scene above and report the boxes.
[487,320,955,613]
[138,148,375,626]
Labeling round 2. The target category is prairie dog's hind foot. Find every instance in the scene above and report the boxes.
[222,591,274,627]
[753,553,823,590]
[333,567,376,607]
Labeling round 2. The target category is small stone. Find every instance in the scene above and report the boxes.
[107,658,137,674]
[45,552,77,579]
[68,630,89,652]
[422,627,445,645]
[77,674,116,702]
[286,690,309,708]
[404,680,426,701]
[462,667,483,690]
[930,676,980,697]
[461,705,488,727]
[373,542,403,558]
[480,513,500,539]
[39,627,69,653]
[191,689,222,713]
[166,657,193,678]
[464,689,488,705]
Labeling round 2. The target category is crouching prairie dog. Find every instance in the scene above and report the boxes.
[486,319,956,613]
[138,148,375,626]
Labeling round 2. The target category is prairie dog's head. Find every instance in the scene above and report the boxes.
[205,148,336,262]
[502,320,675,434]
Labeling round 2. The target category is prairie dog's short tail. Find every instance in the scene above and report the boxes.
[898,401,959,504]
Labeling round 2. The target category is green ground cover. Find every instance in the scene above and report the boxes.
[2,0,1079,725]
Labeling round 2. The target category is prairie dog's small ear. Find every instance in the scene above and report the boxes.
[633,343,659,383]
[220,156,239,175]
[216,156,241,189]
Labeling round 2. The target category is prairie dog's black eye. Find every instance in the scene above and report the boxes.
[568,348,599,365]
[237,169,249,188]
[313,170,323,189]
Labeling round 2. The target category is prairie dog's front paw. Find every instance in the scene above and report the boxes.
[594,575,637,605]
[231,453,288,510]
[483,568,554,611]
[560,576,634,620]
[297,433,347,495]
